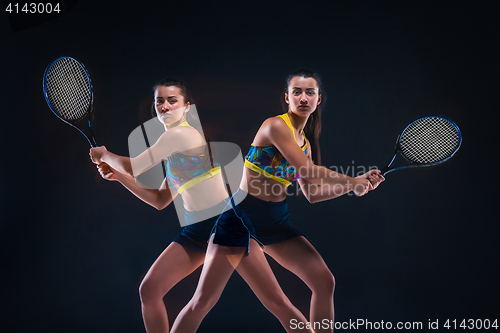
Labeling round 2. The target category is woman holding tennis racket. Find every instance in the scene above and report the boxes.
[168,69,384,333]
[245,69,383,332]
[89,79,312,333]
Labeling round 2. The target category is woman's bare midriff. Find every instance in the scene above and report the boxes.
[240,167,289,202]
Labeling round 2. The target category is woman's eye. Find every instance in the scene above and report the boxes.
[293,91,300,95]
[169,100,177,104]
[307,91,315,95]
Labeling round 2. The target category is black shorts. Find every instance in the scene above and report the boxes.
[173,190,305,253]
[172,198,230,253]
[210,198,261,253]
[240,192,305,245]
[210,190,304,252]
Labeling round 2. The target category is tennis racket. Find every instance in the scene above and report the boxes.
[43,57,97,147]
[381,115,462,176]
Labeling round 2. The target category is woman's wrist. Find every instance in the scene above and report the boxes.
[99,150,109,164]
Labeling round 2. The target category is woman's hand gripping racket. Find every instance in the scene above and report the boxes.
[381,115,462,176]
[43,57,97,147]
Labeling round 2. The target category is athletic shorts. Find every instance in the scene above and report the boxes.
[173,190,305,253]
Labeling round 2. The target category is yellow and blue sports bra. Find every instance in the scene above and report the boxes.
[244,113,308,186]
[165,121,221,194]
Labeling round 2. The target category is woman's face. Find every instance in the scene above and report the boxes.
[154,85,190,127]
[285,76,321,116]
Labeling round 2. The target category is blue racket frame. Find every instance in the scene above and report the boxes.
[43,56,97,147]
[381,115,462,176]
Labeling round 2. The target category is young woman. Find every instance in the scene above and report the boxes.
[238,69,384,333]
[170,69,384,333]
[90,79,312,333]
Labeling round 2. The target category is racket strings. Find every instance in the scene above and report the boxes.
[400,117,460,164]
[45,58,91,121]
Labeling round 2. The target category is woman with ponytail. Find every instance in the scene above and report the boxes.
[235,68,385,332]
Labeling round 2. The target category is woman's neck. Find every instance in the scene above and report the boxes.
[287,110,308,133]
[165,116,188,130]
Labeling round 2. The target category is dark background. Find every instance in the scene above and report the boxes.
[1,1,498,332]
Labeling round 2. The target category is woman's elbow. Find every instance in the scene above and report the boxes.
[125,167,135,178]
[307,194,323,204]
[153,203,166,210]
[153,194,173,210]
[300,182,322,204]
[300,189,316,204]
[307,197,317,204]
[153,200,170,210]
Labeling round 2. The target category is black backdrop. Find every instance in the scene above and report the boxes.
[1,1,498,332]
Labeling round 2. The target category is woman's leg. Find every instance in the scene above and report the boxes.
[264,236,336,333]
[235,239,313,333]
[139,242,205,333]
[170,235,241,333]
[171,236,312,333]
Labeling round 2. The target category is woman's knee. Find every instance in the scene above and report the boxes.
[308,268,335,295]
[139,276,171,305]
[189,292,220,314]
[260,290,294,313]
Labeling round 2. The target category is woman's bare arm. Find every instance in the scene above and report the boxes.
[260,117,371,197]
[97,163,176,210]
[90,126,202,177]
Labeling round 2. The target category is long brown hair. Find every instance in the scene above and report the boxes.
[282,69,323,166]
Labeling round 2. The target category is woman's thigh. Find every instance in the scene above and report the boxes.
[264,237,334,291]
[140,242,206,298]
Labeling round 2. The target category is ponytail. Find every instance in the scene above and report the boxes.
[304,105,322,166]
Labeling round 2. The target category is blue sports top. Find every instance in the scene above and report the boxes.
[244,113,308,186]
[165,122,221,193]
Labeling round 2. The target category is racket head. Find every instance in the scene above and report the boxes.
[43,57,93,124]
[398,115,462,166]
[382,115,462,175]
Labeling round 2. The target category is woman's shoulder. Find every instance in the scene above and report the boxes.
[252,114,293,147]
[260,115,292,137]
[260,114,289,132]
[160,123,201,139]
[157,124,205,150]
